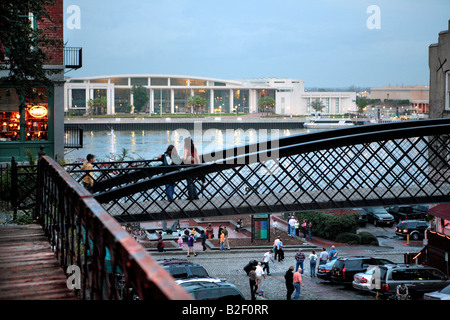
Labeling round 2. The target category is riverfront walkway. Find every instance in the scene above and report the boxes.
[0,224,76,300]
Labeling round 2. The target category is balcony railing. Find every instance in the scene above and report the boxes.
[64,125,83,149]
[64,47,82,69]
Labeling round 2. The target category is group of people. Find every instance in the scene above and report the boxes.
[177,227,209,256]
[157,137,203,201]
[247,244,340,300]
[287,215,313,240]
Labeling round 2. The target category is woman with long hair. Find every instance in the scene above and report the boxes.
[158,144,181,201]
[182,137,200,200]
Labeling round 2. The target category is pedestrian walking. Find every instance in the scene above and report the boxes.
[218,224,223,240]
[220,230,225,251]
[248,266,257,300]
[308,250,318,277]
[255,262,265,291]
[294,249,306,274]
[157,144,181,201]
[295,217,300,237]
[293,268,305,300]
[277,238,284,262]
[329,245,338,261]
[182,137,201,200]
[307,221,313,240]
[223,226,230,250]
[157,231,165,252]
[177,233,183,248]
[187,233,197,257]
[285,265,295,300]
[286,214,292,235]
[262,250,273,275]
[200,230,207,251]
[273,237,280,261]
[272,219,278,235]
[80,154,95,191]
[319,247,329,265]
[289,216,296,237]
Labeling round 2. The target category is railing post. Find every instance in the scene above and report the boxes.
[10,157,17,221]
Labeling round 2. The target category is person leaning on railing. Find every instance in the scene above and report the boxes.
[80,154,95,190]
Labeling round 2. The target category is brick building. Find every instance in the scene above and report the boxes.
[0,0,81,163]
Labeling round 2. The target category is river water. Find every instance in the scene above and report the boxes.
[65,127,312,163]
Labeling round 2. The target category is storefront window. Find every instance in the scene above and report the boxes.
[0,87,49,142]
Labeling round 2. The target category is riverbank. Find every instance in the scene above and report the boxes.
[65,114,368,131]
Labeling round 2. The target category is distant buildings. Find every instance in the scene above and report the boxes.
[368,85,429,115]
[64,75,357,116]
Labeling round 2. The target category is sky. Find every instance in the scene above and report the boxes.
[63,0,450,88]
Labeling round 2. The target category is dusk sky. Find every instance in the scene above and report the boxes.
[63,0,450,88]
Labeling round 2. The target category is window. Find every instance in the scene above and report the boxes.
[131,78,148,86]
[151,78,168,86]
[170,267,188,278]
[392,269,419,281]
[90,78,109,84]
[190,267,209,278]
[110,78,128,85]
[171,78,188,86]
[189,79,206,86]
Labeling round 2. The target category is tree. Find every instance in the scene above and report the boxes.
[355,96,369,115]
[310,99,324,113]
[0,0,63,108]
[131,84,149,113]
[188,95,207,116]
[258,97,275,115]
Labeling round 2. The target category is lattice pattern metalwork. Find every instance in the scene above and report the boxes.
[92,119,450,222]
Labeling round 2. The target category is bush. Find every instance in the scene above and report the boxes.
[287,209,360,241]
[358,231,379,246]
[335,232,361,245]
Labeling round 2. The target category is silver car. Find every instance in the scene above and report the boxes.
[423,284,450,300]
[352,266,379,291]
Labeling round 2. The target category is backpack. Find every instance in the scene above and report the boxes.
[162,152,172,166]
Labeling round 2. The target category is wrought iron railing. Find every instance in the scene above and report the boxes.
[35,155,192,300]
[64,47,82,69]
[64,125,83,149]
[91,119,450,222]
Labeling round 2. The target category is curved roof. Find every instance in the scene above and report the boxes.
[66,74,245,86]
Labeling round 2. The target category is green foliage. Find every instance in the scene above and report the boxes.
[131,84,150,113]
[188,95,207,115]
[290,209,360,241]
[258,97,276,114]
[0,0,63,102]
[336,232,361,245]
[358,231,379,246]
[310,100,324,112]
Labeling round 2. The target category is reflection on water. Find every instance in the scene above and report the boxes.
[65,128,310,162]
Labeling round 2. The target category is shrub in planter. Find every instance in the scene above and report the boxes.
[358,231,379,246]
[292,209,360,241]
[336,232,361,245]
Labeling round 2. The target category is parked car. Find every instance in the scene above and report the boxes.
[395,220,429,240]
[352,266,379,292]
[365,207,395,227]
[157,259,210,279]
[374,264,450,300]
[330,256,394,284]
[387,205,427,222]
[353,208,368,227]
[317,259,337,281]
[178,278,245,301]
[423,284,450,300]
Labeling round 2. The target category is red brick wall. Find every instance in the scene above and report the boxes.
[38,0,64,65]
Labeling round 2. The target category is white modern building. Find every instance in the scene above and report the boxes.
[64,75,357,116]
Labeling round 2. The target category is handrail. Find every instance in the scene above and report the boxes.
[35,155,192,300]
[94,120,450,203]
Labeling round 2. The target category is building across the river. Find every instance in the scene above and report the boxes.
[64,75,357,116]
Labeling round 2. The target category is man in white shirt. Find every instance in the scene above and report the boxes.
[262,250,273,275]
[289,217,296,237]
[255,262,265,291]
[319,247,329,265]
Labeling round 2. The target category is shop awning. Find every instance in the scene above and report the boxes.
[428,203,450,219]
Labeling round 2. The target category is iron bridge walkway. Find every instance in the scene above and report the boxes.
[88,119,450,222]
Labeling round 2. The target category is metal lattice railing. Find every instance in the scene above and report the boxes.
[90,119,450,222]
